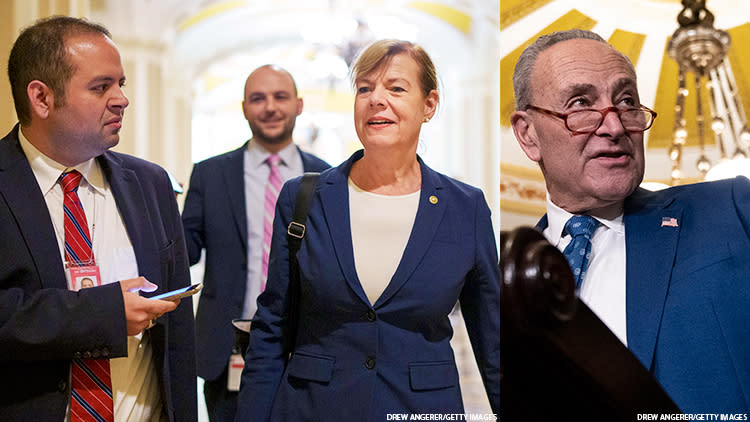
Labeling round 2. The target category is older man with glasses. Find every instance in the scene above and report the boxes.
[510,28,750,413]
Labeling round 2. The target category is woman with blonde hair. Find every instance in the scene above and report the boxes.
[236,39,499,421]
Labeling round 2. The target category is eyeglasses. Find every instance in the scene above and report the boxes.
[525,104,657,135]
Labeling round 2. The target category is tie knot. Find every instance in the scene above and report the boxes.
[60,170,83,193]
[564,215,599,239]
[266,154,282,167]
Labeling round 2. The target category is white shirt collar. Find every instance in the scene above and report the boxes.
[247,139,298,168]
[18,127,105,195]
[545,195,625,245]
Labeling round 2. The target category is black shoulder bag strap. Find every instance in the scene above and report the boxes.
[284,172,319,356]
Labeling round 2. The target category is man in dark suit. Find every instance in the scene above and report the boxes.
[0,16,197,421]
[182,64,329,421]
[510,28,750,412]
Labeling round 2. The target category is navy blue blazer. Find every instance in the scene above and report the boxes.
[0,125,197,420]
[539,177,750,412]
[236,150,500,421]
[181,141,329,381]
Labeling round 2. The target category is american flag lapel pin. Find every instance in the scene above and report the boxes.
[661,216,678,227]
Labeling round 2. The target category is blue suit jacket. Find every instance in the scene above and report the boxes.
[0,125,197,420]
[181,142,329,381]
[539,177,750,412]
[236,150,500,421]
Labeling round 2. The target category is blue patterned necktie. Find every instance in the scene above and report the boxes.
[562,215,600,290]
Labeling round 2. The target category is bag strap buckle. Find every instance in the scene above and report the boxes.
[287,221,306,239]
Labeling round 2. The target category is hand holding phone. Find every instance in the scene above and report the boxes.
[149,283,203,301]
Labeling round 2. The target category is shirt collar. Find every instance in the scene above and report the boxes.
[247,139,298,168]
[545,195,625,245]
[18,128,105,195]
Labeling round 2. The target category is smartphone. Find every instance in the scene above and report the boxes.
[149,283,202,301]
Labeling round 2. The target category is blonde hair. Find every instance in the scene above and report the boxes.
[350,39,438,97]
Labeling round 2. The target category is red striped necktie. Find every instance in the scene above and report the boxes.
[60,171,114,422]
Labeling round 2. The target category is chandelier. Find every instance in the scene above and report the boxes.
[666,0,750,184]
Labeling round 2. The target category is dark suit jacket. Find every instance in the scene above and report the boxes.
[236,150,500,421]
[181,141,329,382]
[538,177,750,412]
[0,125,197,421]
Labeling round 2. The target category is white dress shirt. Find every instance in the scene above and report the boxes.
[19,129,164,421]
[241,140,304,319]
[542,198,628,346]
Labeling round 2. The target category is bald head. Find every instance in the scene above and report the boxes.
[242,64,303,151]
[244,65,298,98]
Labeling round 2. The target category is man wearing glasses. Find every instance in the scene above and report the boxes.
[510,29,750,413]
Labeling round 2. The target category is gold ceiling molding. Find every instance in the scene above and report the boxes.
[201,74,229,93]
[500,162,544,181]
[500,9,597,128]
[500,163,546,216]
[500,178,546,216]
[408,1,471,35]
[608,29,646,68]
[178,0,247,32]
[726,23,750,128]
[500,198,546,217]
[500,0,555,30]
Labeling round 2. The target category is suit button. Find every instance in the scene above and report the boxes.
[58,380,67,392]
[365,356,376,370]
[82,351,92,359]
[366,310,376,322]
[73,352,82,359]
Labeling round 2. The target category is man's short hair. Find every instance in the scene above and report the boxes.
[513,29,618,111]
[8,16,111,126]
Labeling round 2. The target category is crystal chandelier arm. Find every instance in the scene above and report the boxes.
[716,63,749,158]
[707,68,729,161]
[721,58,747,124]
[670,69,688,184]
[694,73,712,174]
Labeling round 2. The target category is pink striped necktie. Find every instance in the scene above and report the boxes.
[262,154,283,290]
[60,171,114,422]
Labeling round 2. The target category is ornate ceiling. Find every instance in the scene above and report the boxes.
[501,0,750,153]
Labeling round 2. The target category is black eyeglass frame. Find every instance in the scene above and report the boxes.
[525,104,658,135]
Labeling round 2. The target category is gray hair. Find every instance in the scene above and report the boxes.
[513,29,630,111]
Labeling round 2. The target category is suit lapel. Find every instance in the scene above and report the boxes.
[100,153,160,284]
[374,159,446,307]
[319,153,370,305]
[538,190,682,371]
[224,144,248,252]
[624,189,681,370]
[0,127,66,289]
[298,146,314,171]
[319,152,448,307]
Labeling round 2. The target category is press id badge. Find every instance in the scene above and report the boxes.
[68,265,102,291]
[227,353,245,391]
